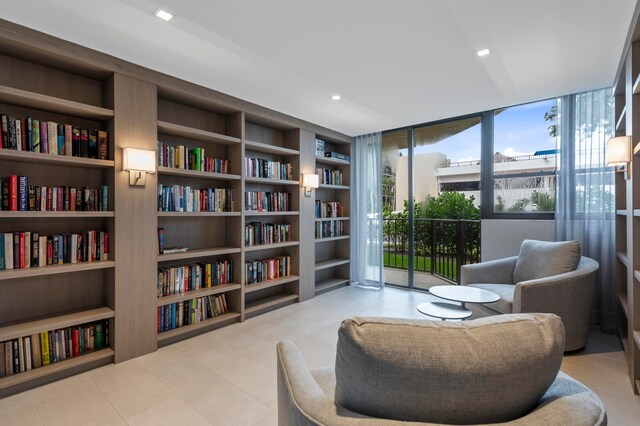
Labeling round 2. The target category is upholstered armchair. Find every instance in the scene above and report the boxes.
[277,314,607,425]
[460,239,599,351]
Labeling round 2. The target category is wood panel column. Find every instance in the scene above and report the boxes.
[298,129,317,301]
[108,73,158,362]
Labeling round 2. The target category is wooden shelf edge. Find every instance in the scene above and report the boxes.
[244,275,300,294]
[0,150,114,168]
[157,167,240,181]
[158,211,240,217]
[0,348,114,391]
[157,121,241,145]
[245,293,298,315]
[0,260,114,281]
[315,156,350,166]
[157,283,242,306]
[244,176,299,186]
[316,236,350,243]
[157,247,241,262]
[619,293,630,318]
[244,211,299,217]
[157,312,241,343]
[315,217,350,221]
[0,211,114,218]
[315,278,349,293]
[617,252,628,267]
[318,184,350,190]
[243,241,299,252]
[0,307,114,342]
[315,259,350,271]
[0,85,114,119]
[244,140,299,156]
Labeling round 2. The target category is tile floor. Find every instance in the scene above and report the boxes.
[0,285,639,425]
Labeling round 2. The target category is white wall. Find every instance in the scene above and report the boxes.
[481,219,556,261]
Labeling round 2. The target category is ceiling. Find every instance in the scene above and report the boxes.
[1,0,636,136]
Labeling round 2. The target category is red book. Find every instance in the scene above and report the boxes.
[46,187,53,211]
[56,187,63,211]
[39,121,48,154]
[13,232,19,269]
[20,119,26,151]
[104,232,109,259]
[19,232,25,269]
[9,175,17,211]
[72,328,79,357]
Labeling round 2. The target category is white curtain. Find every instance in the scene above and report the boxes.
[351,132,384,289]
[556,89,616,331]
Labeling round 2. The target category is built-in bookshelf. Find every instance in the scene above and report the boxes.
[242,118,301,317]
[314,135,352,294]
[0,50,116,396]
[613,34,640,395]
[155,92,244,345]
[0,18,352,395]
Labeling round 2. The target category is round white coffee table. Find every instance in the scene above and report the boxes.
[417,301,472,321]
[430,285,500,309]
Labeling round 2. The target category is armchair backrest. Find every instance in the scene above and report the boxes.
[513,239,581,283]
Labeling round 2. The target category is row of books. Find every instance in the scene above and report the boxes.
[315,201,345,218]
[1,176,108,211]
[0,230,109,270]
[157,294,228,333]
[245,222,291,247]
[316,221,345,239]
[244,191,291,212]
[0,319,109,377]
[245,255,292,285]
[1,114,108,159]
[316,167,344,186]
[157,142,230,174]
[245,157,293,181]
[157,185,234,212]
[157,259,233,298]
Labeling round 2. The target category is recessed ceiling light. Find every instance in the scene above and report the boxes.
[154,8,175,21]
[476,48,491,57]
[331,95,341,101]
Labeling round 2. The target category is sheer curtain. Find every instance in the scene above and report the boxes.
[351,132,384,289]
[556,89,616,331]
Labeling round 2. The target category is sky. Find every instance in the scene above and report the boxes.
[407,99,557,162]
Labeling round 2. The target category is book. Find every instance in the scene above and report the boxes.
[18,176,28,211]
[88,129,98,159]
[32,119,40,152]
[40,332,50,366]
[324,151,350,161]
[157,228,164,254]
[64,124,72,156]
[31,333,41,368]
[24,336,32,371]
[47,121,57,155]
[0,343,4,377]
[4,233,12,270]
[315,138,325,157]
[162,246,188,254]
[9,175,18,211]
[97,130,108,160]
[4,341,11,375]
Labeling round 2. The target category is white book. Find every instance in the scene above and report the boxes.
[17,337,24,373]
[24,336,32,371]
[40,187,47,211]
[59,330,66,360]
[51,188,57,211]
[71,234,77,264]
[4,233,12,270]
[39,236,47,267]
[24,231,31,269]
[47,122,57,155]
[15,119,22,151]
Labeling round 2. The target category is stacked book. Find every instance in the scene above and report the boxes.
[316,221,345,239]
[245,157,293,180]
[245,222,291,246]
[157,294,228,333]
[244,191,291,212]
[157,185,234,212]
[157,259,233,297]
[157,142,229,174]
[316,167,343,186]
[315,201,344,218]
[245,255,291,284]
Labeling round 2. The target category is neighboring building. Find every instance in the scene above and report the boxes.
[389,151,556,211]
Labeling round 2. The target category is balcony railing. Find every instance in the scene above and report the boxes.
[383,218,481,283]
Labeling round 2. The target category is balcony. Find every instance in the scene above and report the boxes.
[383,218,481,288]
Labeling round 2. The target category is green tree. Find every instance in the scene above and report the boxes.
[419,192,480,220]
[531,191,555,212]
[544,105,557,137]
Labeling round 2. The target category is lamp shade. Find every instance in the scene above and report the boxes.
[302,174,320,189]
[606,136,632,166]
[123,148,156,172]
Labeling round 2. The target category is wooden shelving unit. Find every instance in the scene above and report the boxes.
[242,119,301,317]
[0,18,352,395]
[614,35,640,394]
[314,135,352,294]
[0,55,117,397]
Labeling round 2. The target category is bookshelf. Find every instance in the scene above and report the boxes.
[155,92,244,345]
[0,18,352,394]
[243,118,301,318]
[0,51,116,396]
[613,35,640,394]
[314,135,352,295]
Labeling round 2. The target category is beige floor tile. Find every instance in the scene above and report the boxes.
[181,378,271,425]
[0,391,32,413]
[214,357,278,409]
[101,373,176,419]
[253,409,277,426]
[89,358,155,394]
[126,398,210,426]
[185,343,253,375]
[29,373,93,404]
[0,403,42,426]
[35,381,125,426]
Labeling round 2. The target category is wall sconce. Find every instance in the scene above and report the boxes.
[606,136,632,179]
[123,147,156,186]
[302,173,319,197]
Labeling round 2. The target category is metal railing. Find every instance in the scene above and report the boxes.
[442,153,557,169]
[383,218,481,283]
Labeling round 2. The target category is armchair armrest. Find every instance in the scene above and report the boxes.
[460,256,517,285]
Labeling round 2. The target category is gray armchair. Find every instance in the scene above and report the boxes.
[460,239,599,351]
[277,314,607,425]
